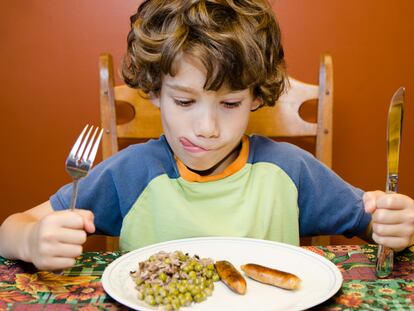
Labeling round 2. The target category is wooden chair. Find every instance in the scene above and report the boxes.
[99,53,333,251]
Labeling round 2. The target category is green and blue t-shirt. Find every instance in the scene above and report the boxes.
[50,135,370,251]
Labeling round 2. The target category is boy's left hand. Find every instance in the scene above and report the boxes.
[364,191,414,251]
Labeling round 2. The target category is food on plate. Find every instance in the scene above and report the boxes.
[130,250,220,310]
[240,263,301,290]
[215,260,247,295]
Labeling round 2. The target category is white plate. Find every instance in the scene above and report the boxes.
[102,237,342,311]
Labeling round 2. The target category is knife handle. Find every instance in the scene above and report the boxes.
[375,176,398,278]
[376,245,394,278]
[386,174,398,192]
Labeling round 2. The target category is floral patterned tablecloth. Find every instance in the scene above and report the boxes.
[0,245,413,310]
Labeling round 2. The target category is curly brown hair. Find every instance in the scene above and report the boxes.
[122,0,286,107]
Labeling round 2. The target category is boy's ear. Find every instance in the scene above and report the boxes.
[250,98,263,111]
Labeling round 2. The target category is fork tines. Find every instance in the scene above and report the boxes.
[68,124,103,165]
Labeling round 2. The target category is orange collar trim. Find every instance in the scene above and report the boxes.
[176,136,249,182]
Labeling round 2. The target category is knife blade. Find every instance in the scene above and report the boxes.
[375,87,405,278]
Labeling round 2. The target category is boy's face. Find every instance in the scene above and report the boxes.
[152,54,260,175]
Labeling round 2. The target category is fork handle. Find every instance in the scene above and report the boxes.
[69,178,80,210]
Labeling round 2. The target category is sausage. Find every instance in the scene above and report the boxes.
[240,263,301,290]
[215,260,247,295]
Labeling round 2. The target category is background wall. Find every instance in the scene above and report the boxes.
[1,0,413,251]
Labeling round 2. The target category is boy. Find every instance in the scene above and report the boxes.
[0,0,413,271]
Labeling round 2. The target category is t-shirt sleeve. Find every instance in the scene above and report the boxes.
[50,137,175,237]
[295,149,371,238]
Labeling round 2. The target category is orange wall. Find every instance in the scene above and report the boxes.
[1,1,413,250]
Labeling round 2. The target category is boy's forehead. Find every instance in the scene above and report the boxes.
[166,54,244,94]
[170,53,206,78]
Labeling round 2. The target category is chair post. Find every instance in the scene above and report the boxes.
[316,53,333,168]
[99,53,120,252]
[311,54,334,246]
[99,53,119,159]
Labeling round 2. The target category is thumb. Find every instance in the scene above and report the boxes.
[75,209,96,234]
[363,190,385,214]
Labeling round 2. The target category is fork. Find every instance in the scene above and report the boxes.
[65,124,103,210]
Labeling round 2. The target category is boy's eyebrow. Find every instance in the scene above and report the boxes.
[165,83,245,95]
[165,83,197,93]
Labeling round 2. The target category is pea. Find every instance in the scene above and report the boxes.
[159,272,168,282]
[163,296,171,305]
[169,288,179,296]
[171,298,181,310]
[190,285,201,296]
[179,255,188,262]
[144,294,156,306]
[178,284,187,293]
[179,295,190,306]
[199,291,207,301]
[205,270,213,278]
[204,287,213,296]
[136,290,144,300]
[193,293,203,303]
[185,291,193,300]
[144,287,154,296]
[212,273,220,282]
[188,271,197,280]
[159,288,167,297]
[155,295,163,304]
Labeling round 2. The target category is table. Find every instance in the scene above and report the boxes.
[0,245,413,310]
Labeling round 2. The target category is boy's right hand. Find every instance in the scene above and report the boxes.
[26,209,95,271]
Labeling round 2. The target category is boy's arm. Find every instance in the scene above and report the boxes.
[0,201,95,270]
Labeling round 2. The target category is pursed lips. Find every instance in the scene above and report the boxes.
[179,137,211,153]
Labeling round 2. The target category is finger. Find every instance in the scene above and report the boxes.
[56,227,88,245]
[46,211,85,229]
[375,193,414,210]
[43,243,83,259]
[372,208,407,224]
[56,244,83,258]
[372,222,413,238]
[363,191,385,214]
[371,233,410,251]
[74,209,95,233]
[34,257,77,271]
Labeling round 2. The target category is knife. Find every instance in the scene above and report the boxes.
[375,87,405,278]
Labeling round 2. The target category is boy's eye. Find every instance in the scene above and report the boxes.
[173,99,194,107]
[222,101,242,108]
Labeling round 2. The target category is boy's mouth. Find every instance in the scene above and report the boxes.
[180,138,209,153]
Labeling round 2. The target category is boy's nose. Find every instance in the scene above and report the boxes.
[194,107,219,138]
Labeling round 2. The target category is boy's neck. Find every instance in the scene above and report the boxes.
[187,141,243,176]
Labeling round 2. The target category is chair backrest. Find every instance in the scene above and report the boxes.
[99,53,333,250]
